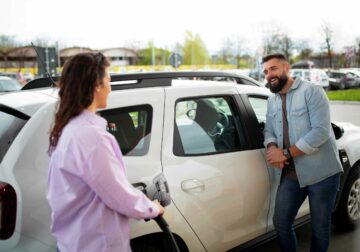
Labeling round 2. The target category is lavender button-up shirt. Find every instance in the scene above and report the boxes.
[47,110,159,252]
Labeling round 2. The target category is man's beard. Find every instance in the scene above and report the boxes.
[268,74,288,93]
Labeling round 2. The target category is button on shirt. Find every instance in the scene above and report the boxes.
[47,110,160,252]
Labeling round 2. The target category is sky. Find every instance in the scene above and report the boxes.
[1,0,360,55]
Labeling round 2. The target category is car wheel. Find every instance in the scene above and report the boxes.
[333,164,360,231]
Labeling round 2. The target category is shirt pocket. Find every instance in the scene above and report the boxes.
[290,107,310,132]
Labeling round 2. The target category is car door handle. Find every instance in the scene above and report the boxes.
[181,179,205,193]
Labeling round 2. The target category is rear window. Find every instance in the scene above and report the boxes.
[329,72,343,78]
[0,112,27,163]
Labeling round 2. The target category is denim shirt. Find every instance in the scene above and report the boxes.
[264,78,343,187]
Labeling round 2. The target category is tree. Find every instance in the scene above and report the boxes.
[218,36,246,68]
[219,38,233,65]
[356,37,360,68]
[0,35,19,51]
[182,31,209,66]
[262,30,294,61]
[279,34,293,61]
[0,35,22,70]
[32,37,56,47]
[136,41,171,66]
[123,40,144,64]
[321,22,334,68]
[294,40,313,60]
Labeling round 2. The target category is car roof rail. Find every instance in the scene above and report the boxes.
[22,71,259,91]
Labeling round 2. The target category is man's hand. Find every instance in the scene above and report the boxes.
[266,146,288,169]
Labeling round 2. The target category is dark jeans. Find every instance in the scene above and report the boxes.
[273,173,340,252]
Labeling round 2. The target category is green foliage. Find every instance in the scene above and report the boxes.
[182,31,209,65]
[263,32,294,60]
[0,35,19,51]
[327,89,360,101]
[136,41,171,65]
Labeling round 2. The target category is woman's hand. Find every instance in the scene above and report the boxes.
[153,200,165,215]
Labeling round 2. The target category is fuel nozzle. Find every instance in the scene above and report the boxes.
[136,174,180,252]
[146,173,171,207]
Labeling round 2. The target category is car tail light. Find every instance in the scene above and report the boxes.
[0,182,16,240]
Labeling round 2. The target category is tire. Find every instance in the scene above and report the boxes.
[333,165,360,231]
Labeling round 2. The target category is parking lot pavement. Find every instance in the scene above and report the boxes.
[250,223,360,251]
[330,101,360,126]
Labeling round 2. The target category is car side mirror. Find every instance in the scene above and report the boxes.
[186,109,196,120]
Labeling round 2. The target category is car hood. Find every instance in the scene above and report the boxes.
[0,89,57,117]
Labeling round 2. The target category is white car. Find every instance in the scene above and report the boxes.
[0,76,22,93]
[0,72,359,251]
[290,68,330,89]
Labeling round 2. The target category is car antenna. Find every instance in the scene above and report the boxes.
[31,42,57,88]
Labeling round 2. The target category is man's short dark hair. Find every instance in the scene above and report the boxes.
[261,53,287,64]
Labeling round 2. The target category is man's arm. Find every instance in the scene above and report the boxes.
[295,86,331,154]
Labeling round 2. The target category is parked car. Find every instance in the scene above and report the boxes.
[0,72,18,80]
[290,68,330,89]
[0,76,22,92]
[248,68,265,82]
[340,69,360,87]
[327,70,358,90]
[1,72,359,252]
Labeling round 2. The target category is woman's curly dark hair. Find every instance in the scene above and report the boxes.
[49,52,110,154]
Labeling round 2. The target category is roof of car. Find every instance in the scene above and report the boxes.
[22,71,263,91]
[1,71,269,117]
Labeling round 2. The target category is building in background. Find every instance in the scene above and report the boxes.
[101,48,138,67]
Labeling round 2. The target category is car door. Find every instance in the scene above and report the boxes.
[99,87,165,187]
[161,83,270,251]
[245,94,310,229]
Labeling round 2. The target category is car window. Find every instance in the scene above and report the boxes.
[0,111,27,163]
[99,105,152,156]
[174,96,244,155]
[248,96,268,132]
[346,73,354,78]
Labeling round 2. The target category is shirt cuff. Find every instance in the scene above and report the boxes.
[264,137,277,148]
[146,201,160,219]
[296,138,319,155]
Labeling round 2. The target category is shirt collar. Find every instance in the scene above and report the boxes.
[80,109,107,129]
[274,77,302,97]
[288,77,302,91]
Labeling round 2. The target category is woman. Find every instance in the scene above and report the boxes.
[47,52,164,252]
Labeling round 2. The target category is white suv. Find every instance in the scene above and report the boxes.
[0,72,359,251]
[290,68,330,89]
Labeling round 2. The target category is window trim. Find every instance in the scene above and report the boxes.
[173,95,247,157]
[99,104,153,156]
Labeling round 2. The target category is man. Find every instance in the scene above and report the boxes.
[262,53,343,252]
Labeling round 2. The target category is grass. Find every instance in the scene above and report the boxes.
[326,89,360,102]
